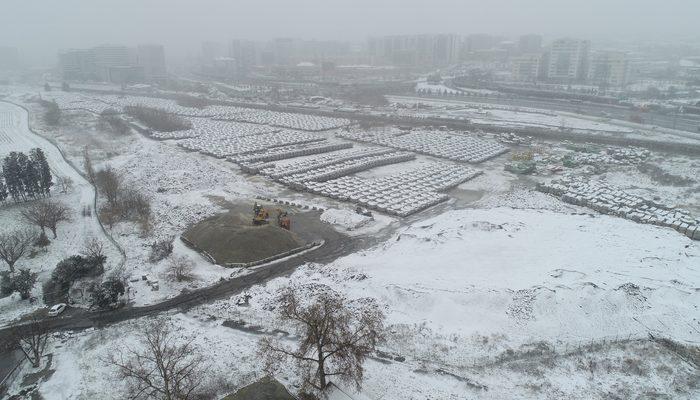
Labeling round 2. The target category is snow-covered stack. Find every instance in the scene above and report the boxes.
[537,177,700,240]
[337,129,509,163]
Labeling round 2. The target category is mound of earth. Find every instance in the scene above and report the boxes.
[182,211,306,264]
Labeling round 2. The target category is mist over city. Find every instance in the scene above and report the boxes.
[0,1,699,399]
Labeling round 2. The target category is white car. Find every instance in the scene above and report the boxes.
[48,303,67,316]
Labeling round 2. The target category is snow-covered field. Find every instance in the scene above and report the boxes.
[23,198,700,399]
[2,86,699,400]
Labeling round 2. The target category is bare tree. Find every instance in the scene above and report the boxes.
[95,167,121,207]
[21,203,49,234]
[167,256,195,282]
[107,319,208,400]
[57,176,74,193]
[82,237,105,260]
[21,200,70,238]
[259,285,384,393]
[83,146,95,184]
[12,317,50,368]
[0,229,36,273]
[44,200,71,239]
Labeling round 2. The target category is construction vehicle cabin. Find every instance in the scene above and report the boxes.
[253,202,291,230]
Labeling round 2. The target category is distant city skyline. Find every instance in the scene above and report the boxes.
[1,0,699,67]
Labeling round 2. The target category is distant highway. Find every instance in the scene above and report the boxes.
[437,87,700,134]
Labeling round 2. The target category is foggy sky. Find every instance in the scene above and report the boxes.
[1,0,698,67]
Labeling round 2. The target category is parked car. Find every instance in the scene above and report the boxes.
[48,303,67,317]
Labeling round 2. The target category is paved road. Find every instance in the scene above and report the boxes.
[0,212,361,345]
[417,89,700,136]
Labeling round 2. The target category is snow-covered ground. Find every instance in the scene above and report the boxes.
[3,86,699,400]
[0,101,122,324]
[22,199,700,399]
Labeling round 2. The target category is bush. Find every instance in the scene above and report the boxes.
[149,239,174,263]
[89,278,125,309]
[174,94,212,109]
[124,105,192,132]
[167,256,194,282]
[34,231,51,249]
[1,269,38,299]
[40,99,61,126]
[98,113,131,135]
[43,254,106,303]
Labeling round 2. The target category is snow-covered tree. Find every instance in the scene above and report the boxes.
[3,152,25,202]
[30,148,53,196]
[0,178,7,203]
[259,285,384,393]
[0,229,36,273]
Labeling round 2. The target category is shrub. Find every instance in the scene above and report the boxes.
[1,269,38,299]
[149,239,174,263]
[167,256,195,282]
[89,278,125,309]
[124,105,192,132]
[43,254,106,303]
[174,94,211,109]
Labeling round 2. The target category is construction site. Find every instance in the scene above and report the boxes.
[180,201,328,267]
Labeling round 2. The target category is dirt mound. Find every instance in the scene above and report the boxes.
[182,211,306,265]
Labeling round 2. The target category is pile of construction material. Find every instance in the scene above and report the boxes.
[150,118,276,140]
[45,92,351,131]
[178,130,325,158]
[41,92,116,114]
[234,141,353,165]
[537,177,699,240]
[562,146,651,167]
[302,163,482,216]
[279,151,416,185]
[337,129,509,163]
[214,108,350,131]
[250,147,398,178]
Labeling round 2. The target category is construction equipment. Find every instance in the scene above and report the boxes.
[277,209,291,230]
[253,202,270,225]
[253,203,291,229]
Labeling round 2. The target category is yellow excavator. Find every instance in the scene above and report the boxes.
[253,202,270,225]
[253,203,291,230]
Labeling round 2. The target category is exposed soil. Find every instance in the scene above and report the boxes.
[182,207,306,264]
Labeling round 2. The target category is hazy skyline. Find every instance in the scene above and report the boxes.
[1,0,699,67]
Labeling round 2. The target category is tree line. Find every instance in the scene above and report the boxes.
[124,105,192,132]
[0,148,53,204]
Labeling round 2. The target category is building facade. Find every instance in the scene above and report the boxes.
[511,53,542,82]
[547,38,590,82]
[588,51,629,88]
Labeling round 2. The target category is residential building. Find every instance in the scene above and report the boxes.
[92,45,130,81]
[59,44,165,83]
[588,51,629,88]
[518,34,542,54]
[511,53,542,82]
[367,34,461,67]
[58,49,96,80]
[547,38,590,82]
[137,44,167,82]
